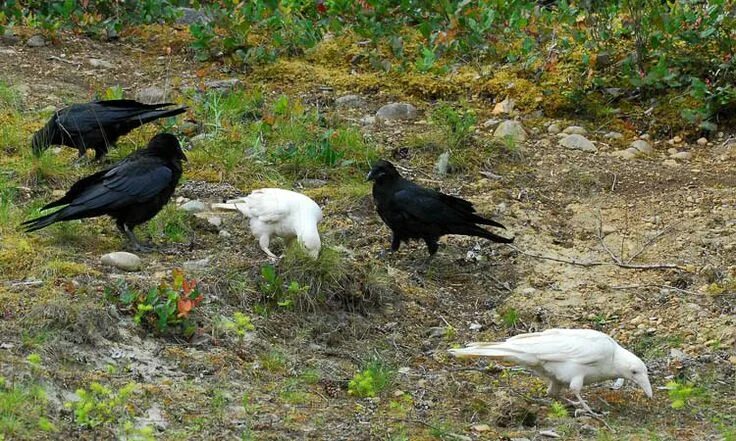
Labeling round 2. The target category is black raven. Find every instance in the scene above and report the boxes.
[23,133,186,251]
[32,100,187,160]
[367,160,513,256]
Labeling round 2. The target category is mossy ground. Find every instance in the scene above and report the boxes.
[0,26,734,440]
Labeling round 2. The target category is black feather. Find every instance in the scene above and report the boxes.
[367,159,514,256]
[32,100,187,160]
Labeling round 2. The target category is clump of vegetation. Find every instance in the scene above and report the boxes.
[222,312,256,340]
[109,268,204,337]
[547,401,569,419]
[0,377,57,438]
[67,382,137,428]
[430,102,477,150]
[667,380,703,410]
[348,360,395,398]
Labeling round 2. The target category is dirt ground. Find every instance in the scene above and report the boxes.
[1,27,734,440]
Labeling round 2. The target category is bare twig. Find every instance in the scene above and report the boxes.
[508,245,605,267]
[610,284,698,296]
[625,226,672,264]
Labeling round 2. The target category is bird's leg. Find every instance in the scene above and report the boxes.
[390,234,401,252]
[546,381,563,398]
[566,392,606,418]
[118,223,154,253]
[259,235,279,260]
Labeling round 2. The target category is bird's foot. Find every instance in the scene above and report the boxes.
[128,241,156,253]
[566,398,606,418]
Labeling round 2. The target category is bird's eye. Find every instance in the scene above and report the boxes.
[632,370,638,375]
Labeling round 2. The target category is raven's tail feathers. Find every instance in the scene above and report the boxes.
[136,106,187,125]
[21,211,62,232]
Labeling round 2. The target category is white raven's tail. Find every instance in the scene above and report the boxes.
[449,343,519,358]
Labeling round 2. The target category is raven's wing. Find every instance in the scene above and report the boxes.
[391,186,479,227]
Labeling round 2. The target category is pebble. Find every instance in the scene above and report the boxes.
[135,86,166,104]
[696,137,708,146]
[207,216,222,227]
[218,230,232,238]
[472,424,491,432]
[663,159,678,167]
[335,94,366,108]
[639,133,651,140]
[176,7,211,25]
[563,125,587,135]
[179,200,206,213]
[183,257,211,272]
[611,149,637,160]
[101,252,141,272]
[671,151,692,160]
[539,430,561,438]
[26,35,46,47]
[376,102,418,121]
[482,118,501,129]
[88,58,114,69]
[492,97,515,115]
[604,131,623,140]
[360,115,376,126]
[558,134,596,152]
[547,123,561,134]
[205,78,241,92]
[630,139,653,154]
[493,120,527,142]
[667,147,678,155]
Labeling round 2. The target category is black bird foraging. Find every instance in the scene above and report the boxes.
[367,159,513,256]
[32,99,187,160]
[23,133,186,252]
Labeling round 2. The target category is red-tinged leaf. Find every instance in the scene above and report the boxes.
[177,298,193,318]
[192,294,204,307]
[316,0,327,14]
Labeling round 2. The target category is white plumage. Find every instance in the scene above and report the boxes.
[212,188,323,259]
[450,328,652,413]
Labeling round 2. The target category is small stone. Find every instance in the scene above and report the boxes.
[667,148,678,155]
[696,137,708,146]
[207,216,222,227]
[296,178,328,188]
[335,94,366,108]
[88,58,114,69]
[472,424,491,432]
[547,123,561,134]
[602,224,617,235]
[218,230,232,238]
[393,390,405,397]
[729,355,736,365]
[135,87,166,104]
[630,139,653,154]
[663,159,678,167]
[469,322,482,331]
[376,102,418,121]
[360,115,376,126]
[179,200,206,213]
[611,149,637,160]
[135,405,168,431]
[639,133,651,140]
[176,7,212,25]
[563,125,587,135]
[672,151,692,160]
[101,252,142,272]
[183,257,210,272]
[492,97,515,115]
[435,151,450,176]
[190,133,215,148]
[539,430,561,438]
[493,120,527,142]
[26,35,46,47]
[673,136,682,143]
[604,131,623,140]
[510,438,531,441]
[483,118,501,129]
[670,348,688,361]
[559,134,596,152]
[205,78,241,92]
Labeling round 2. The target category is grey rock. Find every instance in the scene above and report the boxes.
[604,131,624,140]
[435,151,450,176]
[493,120,527,142]
[492,97,515,115]
[135,87,166,105]
[88,58,114,69]
[204,78,241,92]
[218,230,232,238]
[696,137,708,146]
[630,139,653,154]
[671,151,692,160]
[26,35,46,47]
[135,405,168,431]
[547,123,561,134]
[376,102,418,121]
[360,115,376,126]
[179,200,206,213]
[190,133,215,148]
[559,134,596,152]
[176,7,212,25]
[611,149,637,160]
[482,118,501,129]
[207,216,222,227]
[183,258,211,272]
[563,125,587,135]
[670,348,689,361]
[101,252,141,272]
[663,159,678,167]
[296,178,328,188]
[335,94,366,109]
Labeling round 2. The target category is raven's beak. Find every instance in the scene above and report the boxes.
[366,170,375,181]
[636,376,653,398]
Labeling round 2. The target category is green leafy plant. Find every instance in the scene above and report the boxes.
[348,360,395,398]
[0,378,57,438]
[667,380,703,410]
[547,400,569,419]
[110,268,204,336]
[500,307,520,328]
[65,382,136,428]
[258,263,309,309]
[430,103,477,150]
[223,312,255,340]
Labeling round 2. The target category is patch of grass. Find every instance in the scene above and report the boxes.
[66,382,137,428]
[42,259,93,278]
[259,350,287,373]
[145,204,193,244]
[430,102,477,150]
[500,307,520,328]
[547,400,569,419]
[666,380,703,410]
[348,359,395,398]
[0,378,57,438]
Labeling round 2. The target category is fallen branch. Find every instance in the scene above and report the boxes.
[507,245,605,267]
[610,284,698,296]
[508,244,684,271]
